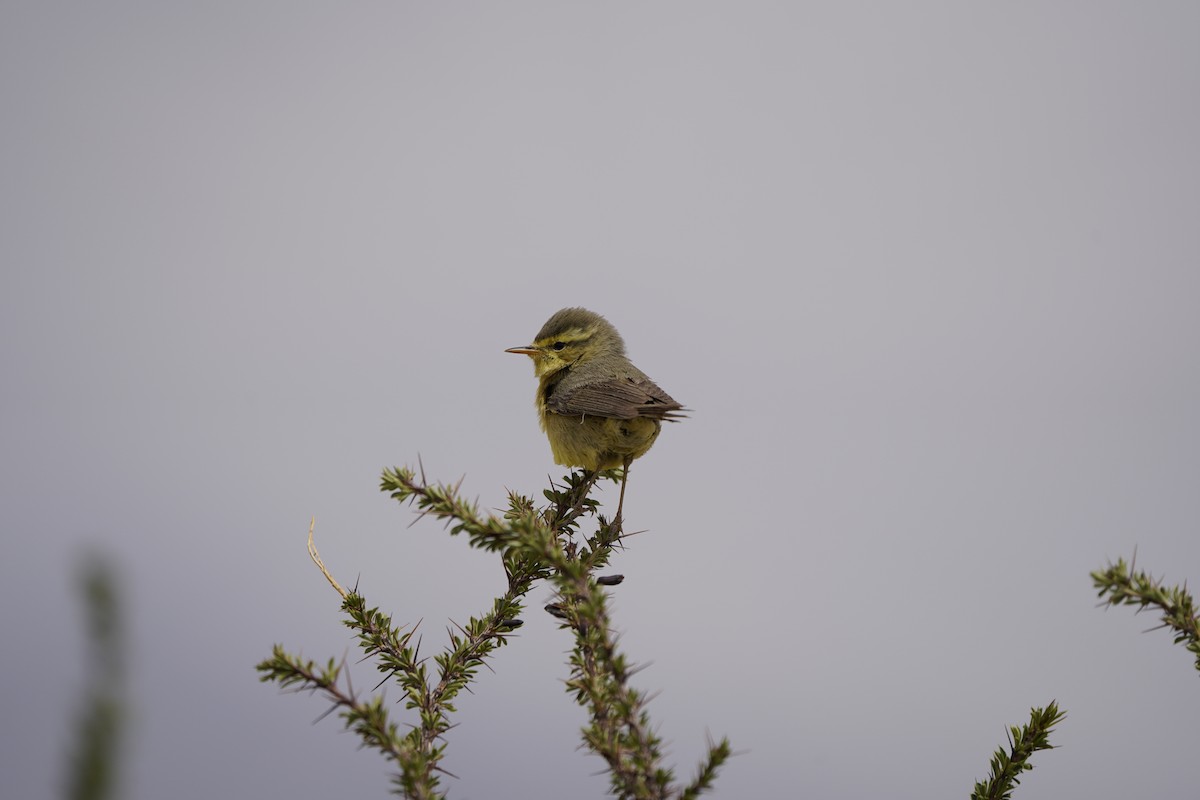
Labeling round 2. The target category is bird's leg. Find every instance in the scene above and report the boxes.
[613,456,632,530]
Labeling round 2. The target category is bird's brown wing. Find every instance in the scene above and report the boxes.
[548,377,686,421]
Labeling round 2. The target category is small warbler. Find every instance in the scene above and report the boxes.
[506,307,685,523]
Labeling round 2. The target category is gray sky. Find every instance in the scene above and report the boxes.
[2,4,1198,799]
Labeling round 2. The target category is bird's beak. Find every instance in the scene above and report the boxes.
[504,346,540,356]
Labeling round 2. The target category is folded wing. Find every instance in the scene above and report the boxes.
[548,377,687,421]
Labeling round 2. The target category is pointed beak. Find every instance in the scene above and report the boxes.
[505,345,540,356]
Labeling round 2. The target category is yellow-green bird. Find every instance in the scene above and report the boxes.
[506,307,686,524]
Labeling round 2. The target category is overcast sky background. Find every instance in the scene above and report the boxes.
[2,4,1198,799]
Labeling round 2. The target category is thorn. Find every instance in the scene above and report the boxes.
[312,703,340,725]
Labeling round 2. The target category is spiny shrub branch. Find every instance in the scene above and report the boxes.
[970,701,1066,800]
[1092,554,1200,674]
[259,464,730,799]
[66,554,126,800]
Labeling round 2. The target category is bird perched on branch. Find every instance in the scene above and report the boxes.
[506,307,685,524]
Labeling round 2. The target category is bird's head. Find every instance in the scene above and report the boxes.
[505,307,626,379]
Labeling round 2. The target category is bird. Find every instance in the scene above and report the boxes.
[505,307,685,525]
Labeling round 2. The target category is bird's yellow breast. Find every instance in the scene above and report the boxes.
[538,408,662,471]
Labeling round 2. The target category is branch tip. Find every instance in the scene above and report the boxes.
[307,517,348,599]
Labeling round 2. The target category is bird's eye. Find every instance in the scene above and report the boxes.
[552,342,566,351]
